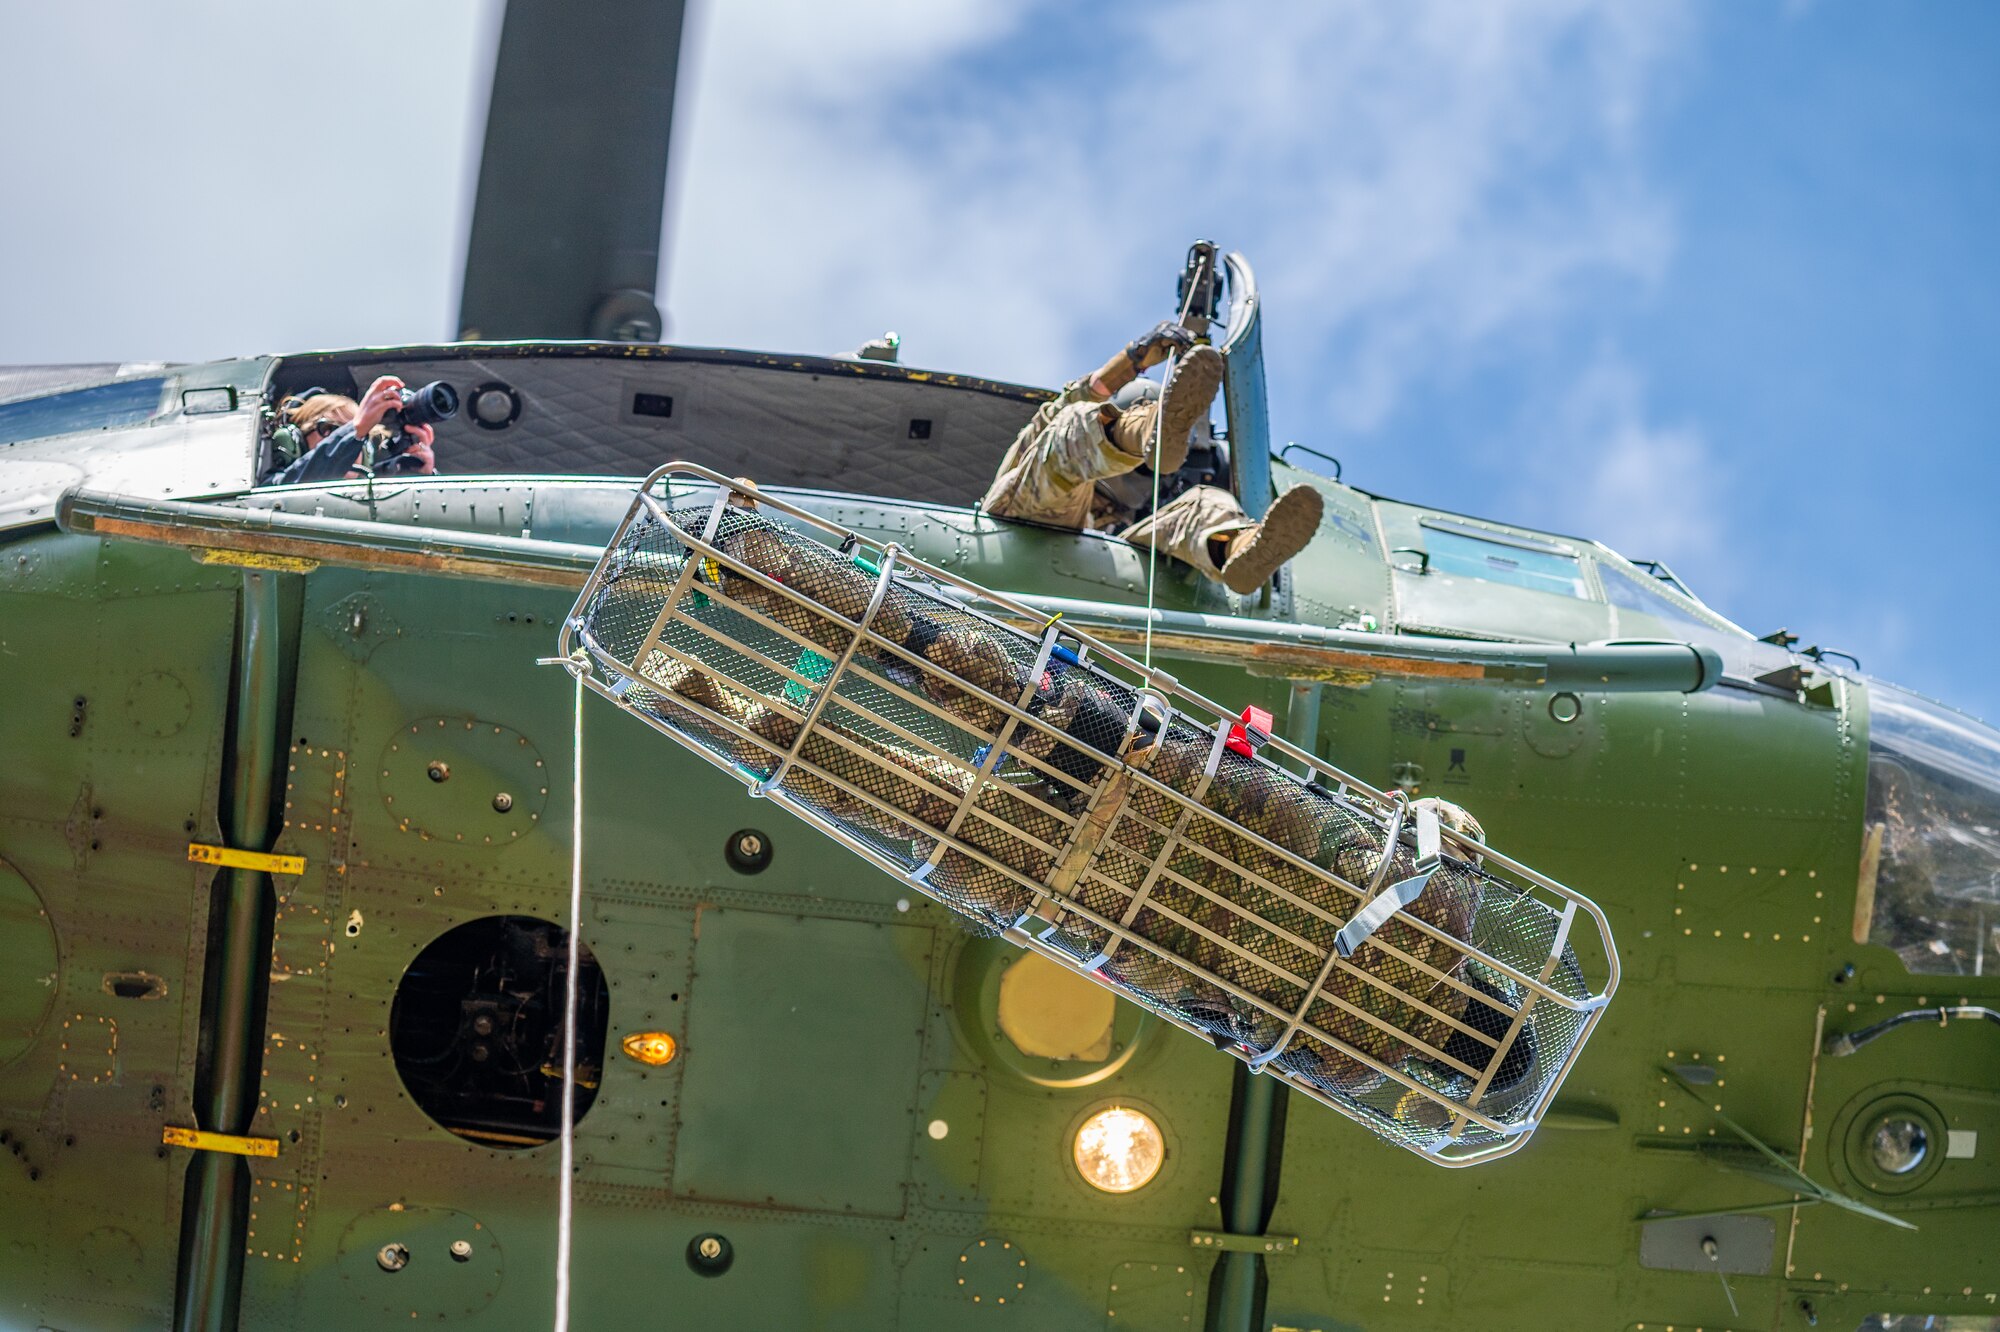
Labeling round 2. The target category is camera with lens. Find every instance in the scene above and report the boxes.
[383,380,459,436]
[369,380,458,475]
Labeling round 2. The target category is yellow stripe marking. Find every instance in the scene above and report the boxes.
[187,843,306,876]
[193,548,321,572]
[161,1126,280,1158]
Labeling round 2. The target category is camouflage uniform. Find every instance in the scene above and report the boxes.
[982,379,1152,531]
[982,380,1258,576]
[1121,484,1257,581]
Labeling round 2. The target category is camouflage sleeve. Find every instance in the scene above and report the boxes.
[1017,377,1101,440]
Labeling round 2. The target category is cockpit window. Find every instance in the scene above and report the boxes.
[1854,1318,2000,1331]
[1421,521,1586,599]
[1862,679,2000,974]
[1596,559,1745,640]
[0,377,167,447]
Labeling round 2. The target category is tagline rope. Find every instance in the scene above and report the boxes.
[1143,391,1164,670]
[1144,272,1211,670]
[536,647,591,1332]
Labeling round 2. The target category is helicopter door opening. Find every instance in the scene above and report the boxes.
[260,347,1042,506]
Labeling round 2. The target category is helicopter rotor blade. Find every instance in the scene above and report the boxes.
[456,0,688,342]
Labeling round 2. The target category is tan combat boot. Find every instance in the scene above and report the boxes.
[1217,485,1324,594]
[1108,344,1222,474]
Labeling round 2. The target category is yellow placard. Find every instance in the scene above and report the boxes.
[187,843,306,876]
[193,548,321,573]
[161,1125,280,1158]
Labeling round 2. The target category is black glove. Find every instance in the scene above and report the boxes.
[1125,321,1196,372]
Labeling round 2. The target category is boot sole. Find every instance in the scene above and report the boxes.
[1221,485,1324,594]
[1157,346,1223,460]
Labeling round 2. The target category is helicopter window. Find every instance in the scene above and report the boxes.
[1597,560,1743,639]
[0,376,167,447]
[1421,524,1587,599]
[1861,679,2000,975]
[1852,1318,2000,1330]
[388,915,611,1148]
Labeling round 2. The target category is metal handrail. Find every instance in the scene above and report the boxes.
[1275,442,1342,479]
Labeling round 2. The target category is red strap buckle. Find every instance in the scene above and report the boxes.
[1225,705,1274,758]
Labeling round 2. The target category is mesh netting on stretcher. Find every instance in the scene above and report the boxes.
[559,462,1619,1165]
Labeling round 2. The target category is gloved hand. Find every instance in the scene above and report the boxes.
[1124,321,1196,372]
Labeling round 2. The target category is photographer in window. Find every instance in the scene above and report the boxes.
[262,375,452,485]
[269,388,358,470]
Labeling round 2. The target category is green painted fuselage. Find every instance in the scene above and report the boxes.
[0,343,1992,1332]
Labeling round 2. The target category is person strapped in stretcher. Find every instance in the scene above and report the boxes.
[592,495,1536,1114]
[983,324,1325,595]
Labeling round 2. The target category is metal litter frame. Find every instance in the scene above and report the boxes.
[559,461,1620,1165]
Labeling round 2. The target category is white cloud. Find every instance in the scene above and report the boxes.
[0,0,496,365]
[665,0,1694,443]
[1583,419,1716,560]
[1571,360,1716,557]
[1505,353,1725,597]
[0,0,1698,441]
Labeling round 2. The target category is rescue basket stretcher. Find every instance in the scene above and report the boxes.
[559,462,1619,1165]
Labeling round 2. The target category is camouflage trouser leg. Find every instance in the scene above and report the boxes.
[982,401,1143,530]
[1119,485,1255,581]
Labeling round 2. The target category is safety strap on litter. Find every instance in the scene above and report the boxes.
[1333,802,1441,958]
[1011,690,1169,945]
[1083,710,1229,971]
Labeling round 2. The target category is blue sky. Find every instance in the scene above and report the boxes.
[2,1,1995,721]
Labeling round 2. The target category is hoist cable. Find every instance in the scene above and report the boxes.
[1143,262,1213,670]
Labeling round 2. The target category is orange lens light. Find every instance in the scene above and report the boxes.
[620,1031,678,1067]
